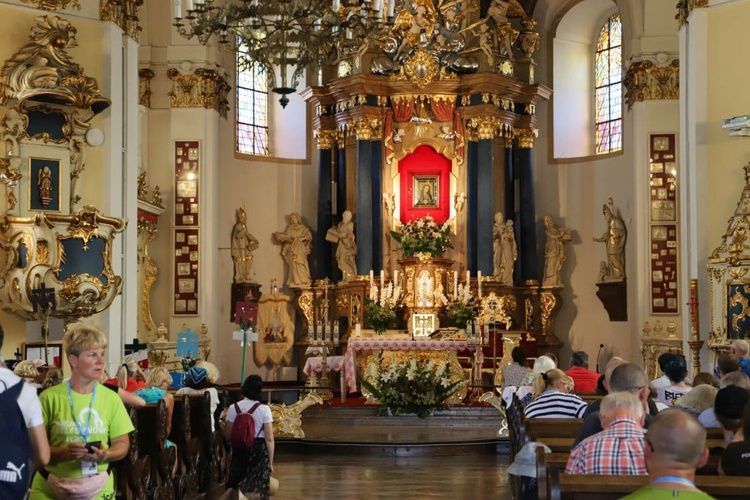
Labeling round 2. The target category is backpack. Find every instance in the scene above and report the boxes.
[230,402,262,450]
[0,380,34,500]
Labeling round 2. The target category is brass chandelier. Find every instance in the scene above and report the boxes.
[173,0,394,107]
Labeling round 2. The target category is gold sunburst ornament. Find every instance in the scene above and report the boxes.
[401,48,440,89]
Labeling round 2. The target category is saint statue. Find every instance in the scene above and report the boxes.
[231,207,259,283]
[38,166,52,206]
[493,212,517,285]
[593,200,627,282]
[542,215,572,287]
[274,213,313,288]
[326,210,358,281]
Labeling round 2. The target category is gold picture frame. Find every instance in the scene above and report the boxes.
[413,176,439,208]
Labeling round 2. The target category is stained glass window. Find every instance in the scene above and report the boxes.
[236,47,269,156]
[595,14,622,154]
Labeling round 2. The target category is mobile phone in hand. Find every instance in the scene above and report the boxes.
[85,441,102,453]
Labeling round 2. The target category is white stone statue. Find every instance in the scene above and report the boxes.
[274,213,313,288]
[542,214,572,287]
[593,200,627,282]
[493,212,517,285]
[326,210,358,281]
[454,192,467,213]
[231,207,259,283]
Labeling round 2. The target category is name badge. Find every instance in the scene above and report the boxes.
[81,459,98,476]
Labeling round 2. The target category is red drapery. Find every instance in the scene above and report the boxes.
[454,109,465,166]
[384,109,395,164]
[430,96,455,122]
[392,96,416,123]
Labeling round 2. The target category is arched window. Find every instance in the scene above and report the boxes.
[236,49,269,156]
[594,14,622,154]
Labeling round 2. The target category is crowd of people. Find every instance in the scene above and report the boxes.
[505,340,750,498]
[0,322,276,499]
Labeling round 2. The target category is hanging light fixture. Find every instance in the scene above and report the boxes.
[173,0,394,108]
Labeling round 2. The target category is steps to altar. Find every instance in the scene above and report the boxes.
[277,402,509,456]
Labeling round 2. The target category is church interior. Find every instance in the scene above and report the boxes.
[0,0,749,497]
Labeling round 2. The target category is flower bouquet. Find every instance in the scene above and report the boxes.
[180,355,197,372]
[390,216,453,258]
[361,357,462,418]
[365,281,402,335]
[437,282,479,328]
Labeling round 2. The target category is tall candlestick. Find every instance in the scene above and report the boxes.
[477,271,482,299]
[453,271,458,299]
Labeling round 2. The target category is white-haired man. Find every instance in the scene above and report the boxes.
[566,392,647,475]
[730,339,750,378]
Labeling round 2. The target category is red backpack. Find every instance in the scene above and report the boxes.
[230,402,262,449]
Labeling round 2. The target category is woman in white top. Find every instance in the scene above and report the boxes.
[656,354,692,407]
[220,375,274,499]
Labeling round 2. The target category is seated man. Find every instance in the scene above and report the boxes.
[565,351,600,393]
[623,411,711,499]
[574,363,654,447]
[566,392,647,475]
[730,339,750,378]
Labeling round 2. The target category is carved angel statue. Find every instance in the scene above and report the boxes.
[38,166,52,206]
[454,192,467,213]
[231,207,259,283]
[274,213,312,288]
[593,200,627,282]
[326,210,358,281]
[542,215,572,287]
[493,212,517,285]
[436,125,455,140]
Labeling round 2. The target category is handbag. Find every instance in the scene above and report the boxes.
[269,476,279,496]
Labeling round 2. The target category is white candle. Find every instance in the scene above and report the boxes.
[355,324,361,336]
[387,0,395,18]
[174,0,182,18]
[333,0,340,12]
[453,271,458,298]
[380,270,384,289]
[186,0,194,11]
[369,270,374,288]
[478,271,482,299]
[466,270,470,285]
[394,270,399,287]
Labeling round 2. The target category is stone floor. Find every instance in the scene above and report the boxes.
[274,453,512,499]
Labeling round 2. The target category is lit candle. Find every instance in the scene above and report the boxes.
[453,271,458,299]
[477,271,482,299]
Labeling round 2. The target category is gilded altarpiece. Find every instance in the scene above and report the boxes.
[707,163,750,350]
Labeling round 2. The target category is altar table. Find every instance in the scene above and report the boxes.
[303,356,345,376]
[344,337,469,393]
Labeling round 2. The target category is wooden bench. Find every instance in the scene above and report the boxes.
[135,400,178,497]
[525,418,583,440]
[170,393,204,499]
[549,469,750,500]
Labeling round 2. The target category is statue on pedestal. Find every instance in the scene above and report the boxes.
[326,210,357,281]
[593,199,627,282]
[231,207,259,283]
[493,212,517,285]
[542,215,572,287]
[274,213,312,288]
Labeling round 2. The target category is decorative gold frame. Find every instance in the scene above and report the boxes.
[27,156,62,213]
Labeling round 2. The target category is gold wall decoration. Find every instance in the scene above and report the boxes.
[514,128,538,148]
[21,0,80,11]
[138,68,154,108]
[100,0,145,42]
[167,68,231,119]
[623,59,679,110]
[269,392,323,438]
[0,206,126,320]
[676,0,708,28]
[518,18,541,60]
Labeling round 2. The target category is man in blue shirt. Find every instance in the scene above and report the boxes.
[730,339,750,378]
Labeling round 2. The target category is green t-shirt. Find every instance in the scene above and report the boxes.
[623,486,715,499]
[30,381,134,499]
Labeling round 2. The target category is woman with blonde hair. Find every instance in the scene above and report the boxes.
[105,356,146,393]
[516,354,557,404]
[14,360,42,389]
[674,384,718,419]
[135,367,176,446]
[31,323,134,499]
[523,369,587,418]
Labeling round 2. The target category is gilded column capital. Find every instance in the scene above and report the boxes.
[100,0,144,42]
[167,67,231,118]
[315,129,337,150]
[623,58,679,110]
[467,117,498,140]
[350,118,383,141]
[514,128,538,148]
[138,68,154,108]
[21,0,79,10]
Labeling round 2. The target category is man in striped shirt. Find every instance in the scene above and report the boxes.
[565,392,647,475]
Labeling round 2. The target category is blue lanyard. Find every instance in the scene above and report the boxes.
[651,476,696,489]
[67,380,97,443]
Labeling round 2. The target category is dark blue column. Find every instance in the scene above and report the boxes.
[337,147,347,219]
[356,140,373,275]
[466,142,479,272]
[504,142,514,218]
[315,147,333,280]
[517,145,538,282]
[370,141,383,272]
[477,138,495,276]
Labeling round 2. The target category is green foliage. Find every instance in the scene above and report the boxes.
[361,357,462,418]
[391,216,453,258]
[365,299,397,335]
[444,300,479,328]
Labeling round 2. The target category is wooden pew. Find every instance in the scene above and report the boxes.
[133,400,178,499]
[524,418,583,440]
[549,468,750,500]
[180,391,229,495]
[170,394,202,499]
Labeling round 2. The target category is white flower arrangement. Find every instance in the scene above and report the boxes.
[369,281,402,308]
[390,215,453,258]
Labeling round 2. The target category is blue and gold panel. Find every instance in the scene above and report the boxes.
[26,108,67,142]
[57,237,108,287]
[28,158,61,212]
[727,284,750,339]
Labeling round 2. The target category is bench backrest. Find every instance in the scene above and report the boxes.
[525,418,583,440]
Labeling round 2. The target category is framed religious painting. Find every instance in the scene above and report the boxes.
[413,176,439,208]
